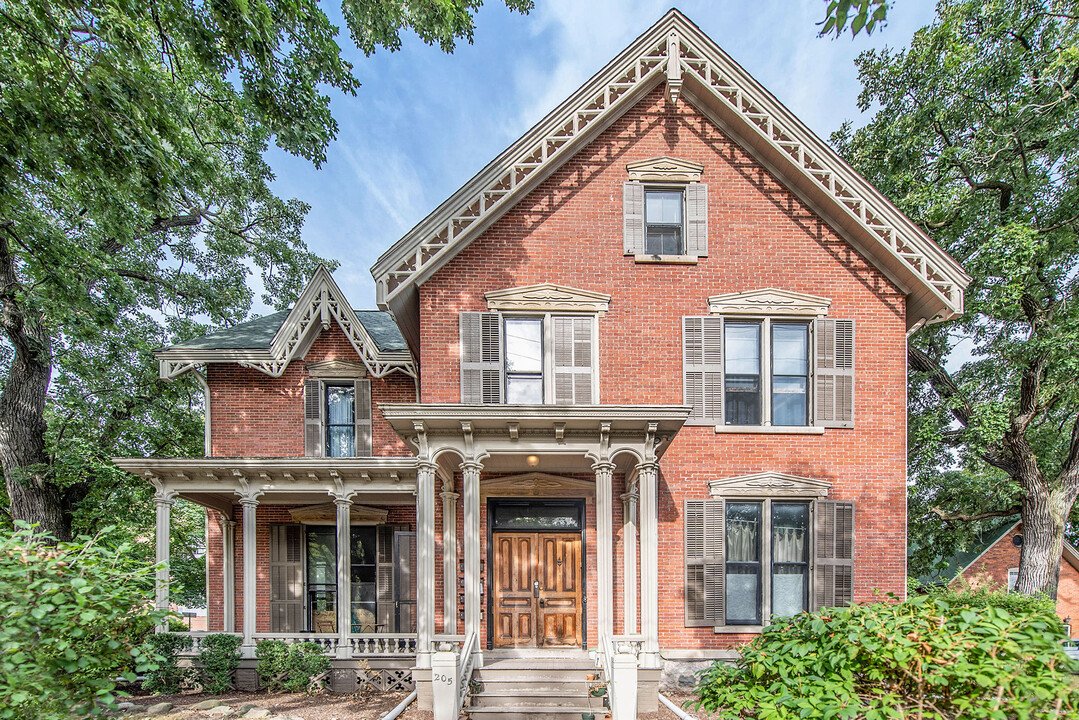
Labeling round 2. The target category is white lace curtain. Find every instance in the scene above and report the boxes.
[727,517,805,563]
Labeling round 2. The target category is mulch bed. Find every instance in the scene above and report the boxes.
[123,690,431,720]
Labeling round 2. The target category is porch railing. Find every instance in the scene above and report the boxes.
[173,631,242,656]
[169,631,416,658]
[456,631,478,712]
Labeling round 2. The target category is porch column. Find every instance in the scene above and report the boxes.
[239,492,261,657]
[153,488,176,633]
[637,461,660,667]
[621,477,639,634]
[416,460,437,668]
[334,494,354,659]
[461,460,482,644]
[594,461,615,642]
[222,515,236,633]
[440,477,459,634]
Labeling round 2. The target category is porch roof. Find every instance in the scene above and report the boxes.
[112,456,420,518]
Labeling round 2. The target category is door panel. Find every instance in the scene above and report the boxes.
[491,531,582,648]
[492,534,536,647]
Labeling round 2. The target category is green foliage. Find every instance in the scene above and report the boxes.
[820,0,890,38]
[141,633,193,695]
[256,640,332,693]
[195,633,242,694]
[834,0,1079,587]
[0,523,170,720]
[694,593,1078,719]
[918,581,1059,618]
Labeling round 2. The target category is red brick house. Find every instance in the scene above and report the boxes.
[116,10,968,718]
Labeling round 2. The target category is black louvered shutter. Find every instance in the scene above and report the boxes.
[685,499,725,627]
[814,319,855,427]
[623,182,645,255]
[813,501,855,609]
[354,379,372,456]
[683,317,723,422]
[303,379,322,456]
[270,524,304,632]
[460,312,504,403]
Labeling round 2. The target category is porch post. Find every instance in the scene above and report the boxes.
[222,514,236,633]
[416,460,437,668]
[334,494,354,659]
[621,476,639,634]
[461,461,482,645]
[440,476,459,634]
[153,488,176,633]
[637,461,660,667]
[239,492,262,658]
[593,461,615,641]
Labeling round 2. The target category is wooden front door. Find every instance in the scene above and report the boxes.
[492,532,582,648]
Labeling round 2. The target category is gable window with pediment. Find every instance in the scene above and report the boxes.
[459,284,610,405]
[624,156,708,263]
[303,360,373,457]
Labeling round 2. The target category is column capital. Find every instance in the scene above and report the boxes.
[635,461,660,477]
[417,460,439,476]
[331,489,357,507]
[154,490,178,507]
[440,491,460,502]
[236,489,263,507]
[459,459,484,475]
[592,460,616,475]
[620,490,639,504]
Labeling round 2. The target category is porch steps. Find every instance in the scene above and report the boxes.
[466,655,607,720]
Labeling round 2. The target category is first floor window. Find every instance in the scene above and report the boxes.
[684,496,853,629]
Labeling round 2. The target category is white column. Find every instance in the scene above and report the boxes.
[594,461,615,642]
[440,478,459,634]
[416,461,437,668]
[621,477,639,634]
[239,494,261,657]
[637,461,660,667]
[334,495,353,658]
[461,461,482,644]
[154,490,175,632]
[222,515,236,633]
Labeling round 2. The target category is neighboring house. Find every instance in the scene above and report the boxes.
[918,520,1079,640]
[114,10,968,718]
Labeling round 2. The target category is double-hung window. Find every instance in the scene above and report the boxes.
[623,157,708,261]
[460,311,597,405]
[685,483,854,630]
[683,311,853,428]
[325,384,356,457]
[303,378,373,457]
[644,189,685,255]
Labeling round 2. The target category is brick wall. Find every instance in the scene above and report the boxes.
[957,523,1079,639]
[416,85,909,649]
[207,323,415,458]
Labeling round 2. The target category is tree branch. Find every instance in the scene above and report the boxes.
[930,505,1022,523]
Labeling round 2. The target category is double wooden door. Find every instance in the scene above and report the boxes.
[491,532,582,648]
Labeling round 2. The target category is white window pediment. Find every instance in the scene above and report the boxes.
[626,156,705,183]
[484,283,611,314]
[305,359,368,378]
[708,471,831,498]
[481,472,596,498]
[288,502,389,523]
[707,288,831,317]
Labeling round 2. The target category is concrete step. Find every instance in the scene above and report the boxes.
[469,689,596,708]
[467,707,608,720]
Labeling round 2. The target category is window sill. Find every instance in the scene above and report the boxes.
[714,425,825,435]
[713,625,763,634]
[632,253,699,265]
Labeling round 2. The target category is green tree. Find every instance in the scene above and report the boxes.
[819,0,890,38]
[834,0,1079,594]
[0,0,531,542]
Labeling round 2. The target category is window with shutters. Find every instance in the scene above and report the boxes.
[303,378,372,457]
[460,311,597,405]
[645,189,684,255]
[624,157,707,262]
[683,315,853,429]
[684,496,853,631]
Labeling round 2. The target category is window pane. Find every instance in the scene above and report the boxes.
[505,318,543,373]
[645,226,682,255]
[725,375,761,425]
[725,567,760,625]
[725,323,760,375]
[772,376,807,426]
[326,385,354,424]
[327,424,355,457]
[645,190,683,224]
[726,503,761,562]
[506,375,543,403]
[772,324,808,375]
[772,504,808,562]
[772,566,806,618]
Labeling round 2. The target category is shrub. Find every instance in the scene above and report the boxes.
[196,634,242,694]
[0,523,171,720]
[256,640,331,693]
[141,633,193,694]
[694,593,1079,719]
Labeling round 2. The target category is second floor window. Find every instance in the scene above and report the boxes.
[325,384,356,457]
[460,312,596,405]
[303,378,373,457]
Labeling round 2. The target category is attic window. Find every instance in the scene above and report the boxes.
[624,157,707,262]
[645,189,684,255]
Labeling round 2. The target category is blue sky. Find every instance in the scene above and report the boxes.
[263,0,938,312]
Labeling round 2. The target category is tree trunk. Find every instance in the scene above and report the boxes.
[1014,481,1067,597]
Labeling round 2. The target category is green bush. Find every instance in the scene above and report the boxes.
[0,523,171,720]
[141,633,193,694]
[196,634,242,693]
[694,593,1079,719]
[255,640,331,693]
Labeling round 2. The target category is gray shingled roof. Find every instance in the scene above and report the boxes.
[163,309,407,353]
